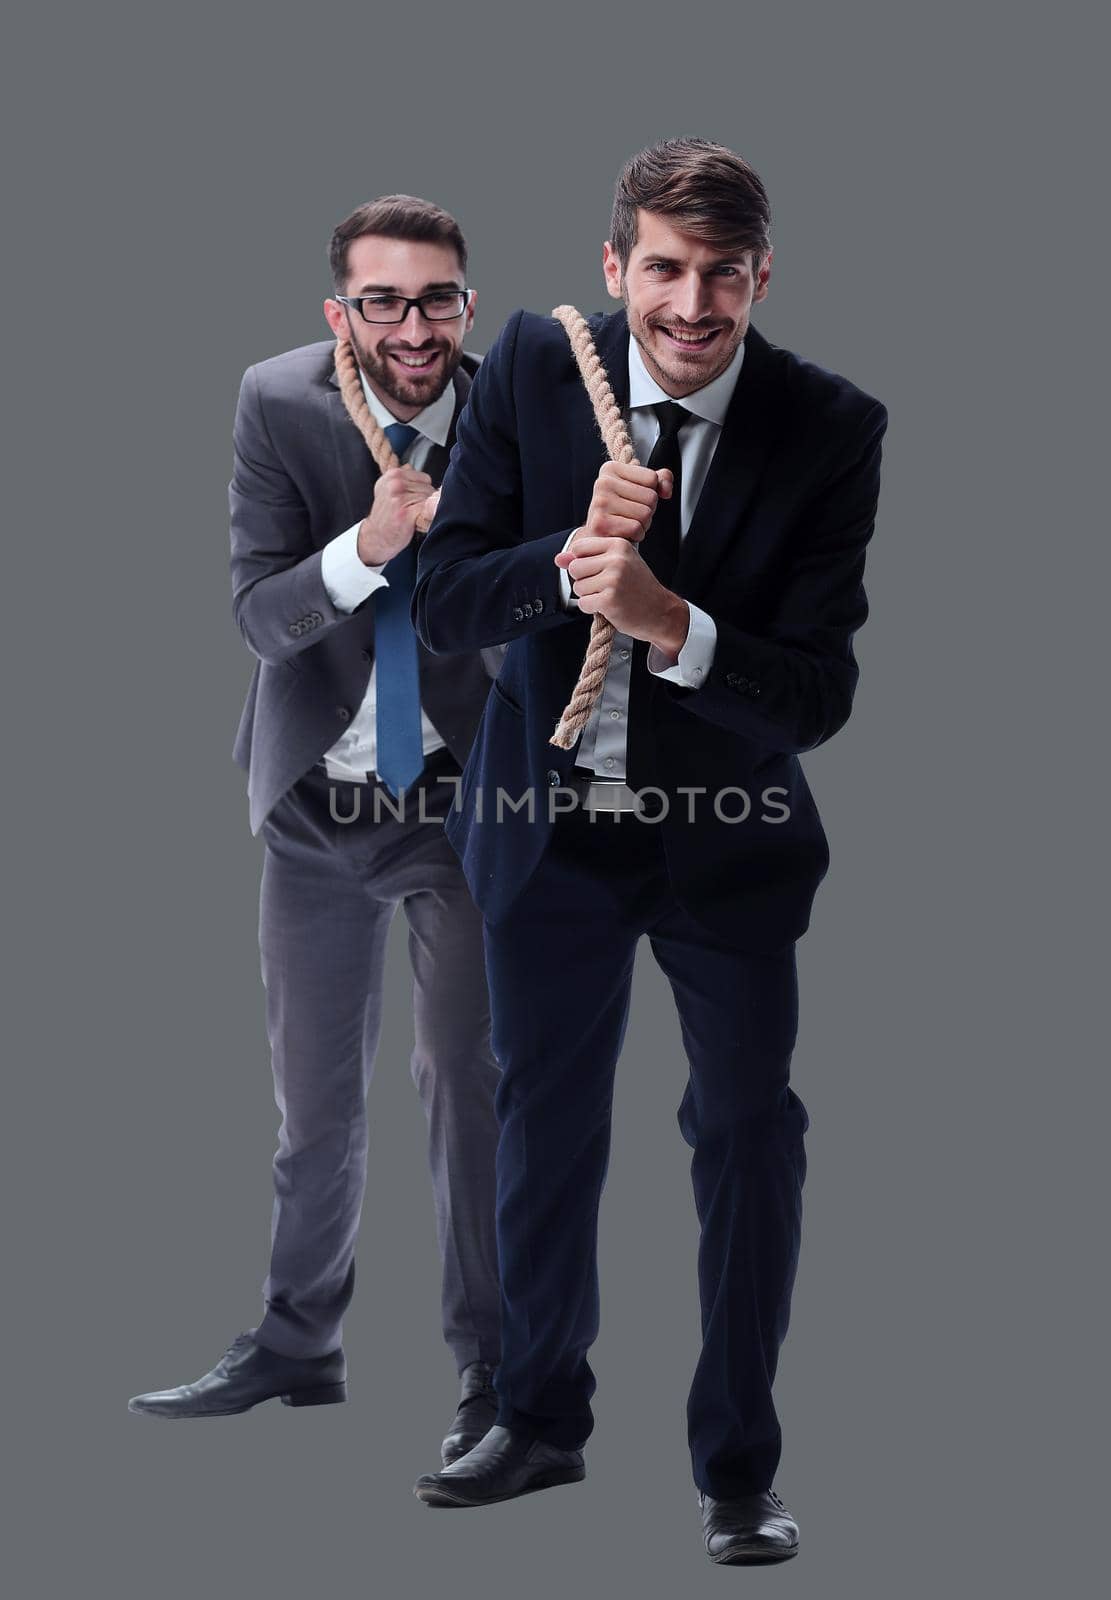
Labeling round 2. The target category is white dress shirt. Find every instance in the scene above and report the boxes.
[318,372,455,780]
[559,334,744,780]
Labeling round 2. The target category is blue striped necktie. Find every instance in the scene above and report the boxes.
[374,422,424,796]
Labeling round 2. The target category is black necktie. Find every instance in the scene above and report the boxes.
[641,401,688,587]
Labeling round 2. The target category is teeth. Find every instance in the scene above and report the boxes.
[665,328,715,344]
[394,353,436,367]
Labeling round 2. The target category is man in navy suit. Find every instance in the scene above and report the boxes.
[409,141,887,1562]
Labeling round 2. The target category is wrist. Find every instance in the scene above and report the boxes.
[647,593,689,658]
[357,518,391,567]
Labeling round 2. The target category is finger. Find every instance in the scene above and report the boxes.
[387,466,434,491]
[599,476,660,513]
[570,580,609,603]
[587,513,647,542]
[566,554,610,581]
[655,467,675,500]
[415,490,441,533]
[601,460,660,491]
[564,531,634,559]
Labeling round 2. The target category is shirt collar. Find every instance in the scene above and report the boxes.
[358,368,455,447]
[627,332,745,425]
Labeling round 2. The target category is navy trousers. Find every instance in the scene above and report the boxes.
[481,799,808,1497]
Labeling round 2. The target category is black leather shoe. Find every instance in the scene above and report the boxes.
[128,1332,347,1417]
[699,1489,799,1563]
[415,1424,585,1507]
[440,1361,499,1466]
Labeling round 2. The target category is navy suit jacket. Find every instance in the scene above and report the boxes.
[412,308,887,952]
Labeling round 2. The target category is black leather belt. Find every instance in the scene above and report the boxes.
[317,746,461,786]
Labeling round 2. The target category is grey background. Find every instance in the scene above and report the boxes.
[5,2,1103,1595]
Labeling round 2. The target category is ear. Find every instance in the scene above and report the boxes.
[602,241,624,302]
[752,248,773,305]
[463,289,477,334]
[323,297,348,339]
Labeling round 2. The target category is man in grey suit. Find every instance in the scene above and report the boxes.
[129,196,502,1464]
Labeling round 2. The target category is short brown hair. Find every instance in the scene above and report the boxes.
[609,138,771,273]
[329,194,468,290]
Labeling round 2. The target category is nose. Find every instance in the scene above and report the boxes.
[673,271,712,325]
[397,302,430,343]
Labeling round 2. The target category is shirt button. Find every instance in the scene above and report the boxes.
[605,757,615,769]
[619,649,630,660]
[693,666,703,677]
[609,709,620,720]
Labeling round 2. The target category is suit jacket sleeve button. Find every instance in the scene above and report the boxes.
[522,603,534,617]
[547,770,560,786]
[336,706,351,722]
[534,598,544,613]
[512,607,524,621]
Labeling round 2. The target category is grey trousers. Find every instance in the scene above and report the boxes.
[254,750,501,1369]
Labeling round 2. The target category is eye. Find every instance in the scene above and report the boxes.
[713,265,740,278]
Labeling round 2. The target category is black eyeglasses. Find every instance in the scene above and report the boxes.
[336,289,474,325]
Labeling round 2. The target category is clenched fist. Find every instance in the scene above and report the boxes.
[357,466,436,567]
[576,459,675,545]
[553,460,688,653]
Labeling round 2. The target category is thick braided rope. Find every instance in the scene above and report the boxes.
[549,305,642,749]
[333,338,439,532]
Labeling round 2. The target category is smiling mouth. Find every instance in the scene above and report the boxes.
[388,349,442,373]
[657,325,722,352]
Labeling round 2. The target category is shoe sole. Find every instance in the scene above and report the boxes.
[127,1383,347,1417]
[414,1466,585,1508]
[709,1543,799,1565]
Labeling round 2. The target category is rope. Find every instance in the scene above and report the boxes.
[335,315,646,747]
[548,305,645,749]
[333,338,440,532]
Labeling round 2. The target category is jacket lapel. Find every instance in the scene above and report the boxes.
[319,354,478,672]
[321,377,380,531]
[672,323,788,598]
[563,313,788,598]
[324,354,475,506]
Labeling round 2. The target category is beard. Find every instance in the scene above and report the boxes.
[350,329,463,411]
[623,288,743,395]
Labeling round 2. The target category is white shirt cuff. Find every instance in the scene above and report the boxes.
[320,521,389,613]
[558,527,582,609]
[647,602,716,688]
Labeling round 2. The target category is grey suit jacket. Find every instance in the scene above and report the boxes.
[229,339,500,834]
